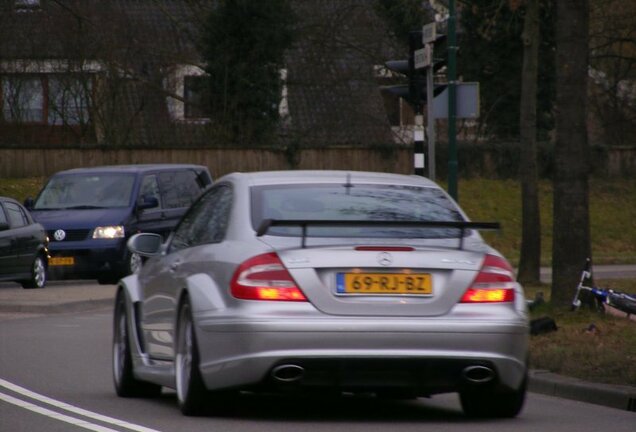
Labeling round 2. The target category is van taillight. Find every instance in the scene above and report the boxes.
[460,254,515,303]
[230,253,307,301]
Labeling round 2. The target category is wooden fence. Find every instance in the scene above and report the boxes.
[0,147,412,179]
[0,145,634,179]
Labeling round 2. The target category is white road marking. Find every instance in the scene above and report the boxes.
[0,378,163,432]
[0,391,119,432]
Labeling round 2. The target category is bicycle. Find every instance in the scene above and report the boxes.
[572,258,636,321]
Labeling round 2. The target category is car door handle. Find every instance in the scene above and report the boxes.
[169,261,181,272]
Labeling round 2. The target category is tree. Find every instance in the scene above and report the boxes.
[551,0,592,307]
[588,0,636,147]
[374,0,433,44]
[459,1,554,284]
[459,1,555,140]
[517,0,541,284]
[201,0,295,145]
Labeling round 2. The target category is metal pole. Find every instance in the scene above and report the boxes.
[414,114,425,176]
[448,0,458,200]
[426,62,435,180]
[409,31,426,176]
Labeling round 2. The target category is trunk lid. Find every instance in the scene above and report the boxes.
[277,245,486,317]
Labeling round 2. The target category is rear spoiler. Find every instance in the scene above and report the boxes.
[256,219,500,249]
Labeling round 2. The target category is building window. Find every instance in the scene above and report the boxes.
[48,77,92,125]
[183,76,210,119]
[1,76,44,122]
[1,75,91,125]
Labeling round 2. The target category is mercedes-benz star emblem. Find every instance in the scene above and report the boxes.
[53,229,66,241]
[377,252,393,266]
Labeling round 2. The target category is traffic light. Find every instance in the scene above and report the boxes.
[382,59,421,107]
[382,30,447,111]
[382,23,452,180]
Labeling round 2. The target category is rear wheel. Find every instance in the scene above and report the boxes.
[175,297,207,415]
[175,297,209,416]
[460,373,527,418]
[21,255,47,289]
[112,291,162,397]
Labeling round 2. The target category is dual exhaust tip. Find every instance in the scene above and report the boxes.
[271,364,495,385]
[462,365,495,383]
[271,364,305,383]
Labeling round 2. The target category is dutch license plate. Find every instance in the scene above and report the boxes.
[49,257,75,266]
[336,273,432,295]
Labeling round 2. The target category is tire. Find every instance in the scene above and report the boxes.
[128,252,143,274]
[98,252,142,285]
[21,255,47,289]
[175,297,209,416]
[460,373,527,418]
[112,291,162,398]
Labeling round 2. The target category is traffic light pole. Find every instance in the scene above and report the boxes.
[448,0,458,200]
[426,61,435,181]
[409,31,426,177]
[386,27,446,180]
[414,113,425,176]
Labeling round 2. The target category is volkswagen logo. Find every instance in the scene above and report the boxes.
[53,229,66,241]
[377,252,393,266]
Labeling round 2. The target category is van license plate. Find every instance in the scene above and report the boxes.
[49,257,75,266]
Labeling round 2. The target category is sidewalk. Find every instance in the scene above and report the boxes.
[540,264,636,283]
[1,276,635,412]
[0,281,115,314]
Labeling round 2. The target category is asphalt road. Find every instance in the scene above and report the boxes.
[1,306,635,431]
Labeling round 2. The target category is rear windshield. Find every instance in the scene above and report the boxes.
[34,173,136,210]
[251,183,465,239]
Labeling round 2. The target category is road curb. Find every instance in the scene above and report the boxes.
[529,369,636,412]
[0,298,114,314]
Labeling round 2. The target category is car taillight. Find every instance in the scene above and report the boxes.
[460,254,515,303]
[230,253,307,301]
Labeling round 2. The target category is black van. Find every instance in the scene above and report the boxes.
[27,164,212,284]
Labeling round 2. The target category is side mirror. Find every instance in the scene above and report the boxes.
[0,221,9,231]
[23,197,34,210]
[127,233,163,257]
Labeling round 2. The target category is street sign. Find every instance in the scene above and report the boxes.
[414,45,431,69]
[422,22,436,44]
[433,82,480,119]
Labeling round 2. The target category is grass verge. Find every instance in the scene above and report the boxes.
[455,178,636,265]
[528,279,636,386]
[0,177,46,202]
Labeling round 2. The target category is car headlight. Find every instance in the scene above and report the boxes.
[93,226,125,239]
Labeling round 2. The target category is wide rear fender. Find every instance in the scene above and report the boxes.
[118,273,143,304]
[182,273,227,314]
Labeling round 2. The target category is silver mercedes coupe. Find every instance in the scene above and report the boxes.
[112,170,529,417]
